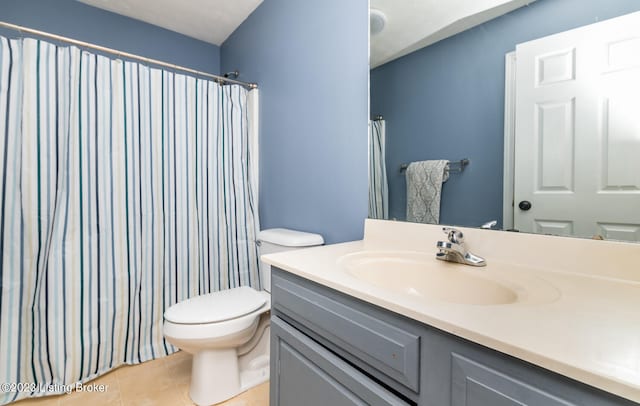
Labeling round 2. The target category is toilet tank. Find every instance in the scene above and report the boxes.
[257,228,324,292]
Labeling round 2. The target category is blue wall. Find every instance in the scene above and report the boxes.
[371,0,640,228]
[0,0,220,73]
[221,0,369,244]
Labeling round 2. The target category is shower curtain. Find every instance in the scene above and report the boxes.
[0,36,260,403]
[368,119,388,219]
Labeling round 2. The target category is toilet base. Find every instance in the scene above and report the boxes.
[190,349,240,406]
[238,323,271,392]
[187,322,271,405]
[239,354,270,392]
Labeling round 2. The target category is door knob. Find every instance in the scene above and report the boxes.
[518,200,532,211]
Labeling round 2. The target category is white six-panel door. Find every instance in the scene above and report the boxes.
[514,11,640,241]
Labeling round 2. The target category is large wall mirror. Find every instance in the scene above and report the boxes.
[368,0,640,242]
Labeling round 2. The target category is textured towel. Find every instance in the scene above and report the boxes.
[406,160,449,224]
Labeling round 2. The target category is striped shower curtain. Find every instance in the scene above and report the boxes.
[0,36,260,403]
[368,119,388,219]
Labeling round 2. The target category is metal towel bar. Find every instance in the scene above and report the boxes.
[400,158,469,173]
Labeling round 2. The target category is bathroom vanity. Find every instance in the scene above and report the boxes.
[263,220,640,406]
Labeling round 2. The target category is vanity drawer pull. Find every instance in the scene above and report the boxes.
[272,270,421,393]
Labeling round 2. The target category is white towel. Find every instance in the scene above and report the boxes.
[406,160,449,224]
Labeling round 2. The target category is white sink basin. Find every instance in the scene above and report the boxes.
[338,251,559,306]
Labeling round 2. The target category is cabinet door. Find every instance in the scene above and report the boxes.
[451,353,576,406]
[270,316,409,406]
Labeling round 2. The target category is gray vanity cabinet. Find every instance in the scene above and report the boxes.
[270,268,638,406]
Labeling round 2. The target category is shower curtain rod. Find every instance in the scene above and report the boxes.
[0,21,258,90]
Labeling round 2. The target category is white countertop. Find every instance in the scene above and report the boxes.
[262,220,640,403]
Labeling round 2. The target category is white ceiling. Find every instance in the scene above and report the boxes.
[77,0,263,46]
[370,0,535,68]
[77,0,532,65]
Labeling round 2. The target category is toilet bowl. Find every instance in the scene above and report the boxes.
[163,228,324,406]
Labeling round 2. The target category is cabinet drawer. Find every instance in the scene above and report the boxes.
[272,269,420,393]
[271,316,410,406]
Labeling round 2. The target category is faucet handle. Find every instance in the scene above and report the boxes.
[442,227,464,244]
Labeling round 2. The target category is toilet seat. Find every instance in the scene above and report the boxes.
[163,288,270,342]
[164,286,267,324]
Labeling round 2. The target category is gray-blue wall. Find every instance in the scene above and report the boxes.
[221,0,369,244]
[371,0,640,228]
[0,0,220,73]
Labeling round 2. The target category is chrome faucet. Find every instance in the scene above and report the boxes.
[480,220,497,229]
[436,227,486,267]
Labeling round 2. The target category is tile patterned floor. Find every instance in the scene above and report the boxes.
[12,352,269,406]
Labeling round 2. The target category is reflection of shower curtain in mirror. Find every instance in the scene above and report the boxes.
[0,36,260,404]
[368,120,388,219]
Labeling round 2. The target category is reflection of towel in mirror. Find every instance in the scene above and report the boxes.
[406,160,449,224]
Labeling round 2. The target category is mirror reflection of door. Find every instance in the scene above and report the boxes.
[511,12,640,241]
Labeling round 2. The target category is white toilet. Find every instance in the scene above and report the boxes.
[163,228,324,406]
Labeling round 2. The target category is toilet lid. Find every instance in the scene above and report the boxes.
[164,286,267,324]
